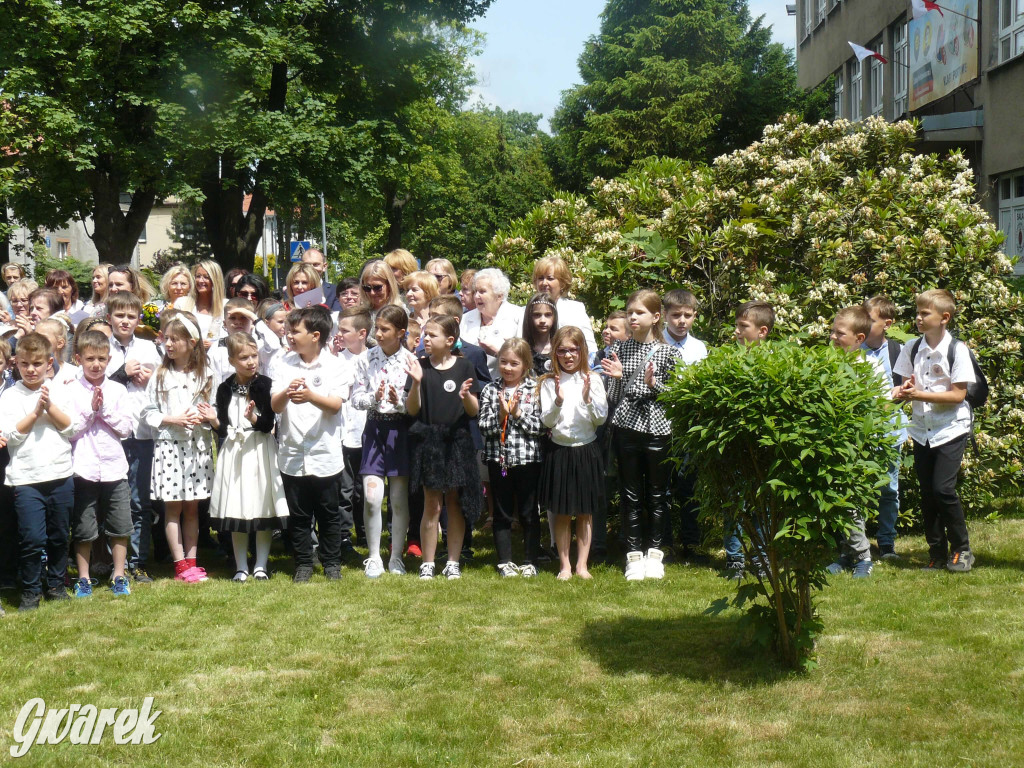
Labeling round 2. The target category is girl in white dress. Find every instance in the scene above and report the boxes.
[141,311,215,583]
[207,333,289,581]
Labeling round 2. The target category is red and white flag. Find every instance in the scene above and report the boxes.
[911,0,944,19]
[848,41,888,63]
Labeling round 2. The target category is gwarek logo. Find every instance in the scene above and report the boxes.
[9,697,162,758]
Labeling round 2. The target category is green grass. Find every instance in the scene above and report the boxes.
[2,520,1024,767]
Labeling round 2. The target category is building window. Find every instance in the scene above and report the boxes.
[834,70,845,119]
[998,171,1024,273]
[1000,0,1024,63]
[57,240,69,259]
[803,0,812,37]
[816,0,826,25]
[869,41,884,116]
[850,60,863,121]
[893,23,908,116]
[138,224,148,244]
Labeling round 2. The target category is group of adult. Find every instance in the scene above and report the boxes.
[1,249,598,370]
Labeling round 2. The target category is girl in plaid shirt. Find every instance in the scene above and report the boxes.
[601,290,683,581]
[540,327,608,580]
[478,338,545,578]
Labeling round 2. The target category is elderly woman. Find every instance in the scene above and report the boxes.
[459,267,524,376]
[518,256,597,358]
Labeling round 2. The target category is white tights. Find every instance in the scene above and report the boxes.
[231,530,273,574]
[363,475,410,564]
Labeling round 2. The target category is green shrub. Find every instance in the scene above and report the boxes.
[662,341,899,669]
[489,115,1023,516]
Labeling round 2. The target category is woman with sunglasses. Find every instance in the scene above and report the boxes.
[233,274,268,307]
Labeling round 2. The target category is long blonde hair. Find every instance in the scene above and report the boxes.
[359,259,403,308]
[189,260,225,316]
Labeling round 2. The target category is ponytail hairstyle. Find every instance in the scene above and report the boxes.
[626,289,665,342]
[496,337,534,380]
[547,326,587,379]
[424,314,461,355]
[156,310,211,402]
[522,292,559,350]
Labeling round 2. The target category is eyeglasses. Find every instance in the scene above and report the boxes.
[429,273,449,283]
[555,347,580,356]
[237,290,258,299]
[362,283,386,294]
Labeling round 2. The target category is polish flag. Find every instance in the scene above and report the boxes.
[848,41,888,63]
[911,0,944,19]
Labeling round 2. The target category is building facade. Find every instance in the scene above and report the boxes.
[795,0,1024,269]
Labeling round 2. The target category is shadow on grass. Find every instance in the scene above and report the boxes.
[580,613,787,685]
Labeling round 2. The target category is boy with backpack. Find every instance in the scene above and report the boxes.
[892,289,983,573]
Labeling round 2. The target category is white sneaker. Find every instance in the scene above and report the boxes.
[497,562,519,578]
[418,562,435,580]
[363,557,385,579]
[441,561,462,580]
[645,548,665,580]
[519,564,537,578]
[388,558,407,575]
[624,551,646,581]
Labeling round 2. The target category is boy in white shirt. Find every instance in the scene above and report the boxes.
[0,333,75,611]
[106,290,162,582]
[271,306,353,582]
[893,289,977,572]
[209,298,259,385]
[336,308,370,554]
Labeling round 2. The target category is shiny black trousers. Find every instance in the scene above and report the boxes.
[615,427,672,553]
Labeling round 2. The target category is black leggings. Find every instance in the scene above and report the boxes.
[615,428,672,553]
[487,462,541,565]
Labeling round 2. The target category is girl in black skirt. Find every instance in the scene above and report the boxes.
[405,314,481,580]
[539,326,608,580]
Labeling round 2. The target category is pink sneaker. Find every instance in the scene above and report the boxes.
[179,567,208,583]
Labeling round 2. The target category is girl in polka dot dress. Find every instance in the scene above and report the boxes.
[140,311,216,583]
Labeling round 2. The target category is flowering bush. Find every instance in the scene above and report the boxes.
[489,116,1023,514]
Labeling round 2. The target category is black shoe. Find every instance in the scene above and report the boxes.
[339,543,360,563]
[129,567,154,583]
[46,587,71,602]
[722,560,745,580]
[293,566,314,583]
[18,593,41,612]
[324,566,343,581]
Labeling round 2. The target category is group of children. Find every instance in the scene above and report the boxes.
[0,268,979,614]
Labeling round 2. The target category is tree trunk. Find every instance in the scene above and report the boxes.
[0,207,9,263]
[88,159,157,264]
[384,182,409,252]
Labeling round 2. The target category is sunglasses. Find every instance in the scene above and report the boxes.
[362,283,387,294]
[237,290,259,299]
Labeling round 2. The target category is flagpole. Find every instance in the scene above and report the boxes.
[933,4,978,20]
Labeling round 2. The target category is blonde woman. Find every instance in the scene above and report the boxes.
[518,255,597,358]
[173,259,225,343]
[283,263,324,308]
[404,271,440,328]
[160,264,194,306]
[425,258,458,296]
[107,265,157,303]
[384,248,418,290]
[85,263,114,317]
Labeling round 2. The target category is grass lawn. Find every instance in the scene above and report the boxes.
[2,518,1024,767]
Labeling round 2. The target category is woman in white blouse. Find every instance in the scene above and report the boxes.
[518,255,597,358]
[459,268,524,377]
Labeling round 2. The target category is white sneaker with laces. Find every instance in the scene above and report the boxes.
[441,561,462,580]
[388,558,407,575]
[624,551,646,581]
[364,557,385,579]
[497,562,519,578]
[418,562,435,580]
[645,548,665,580]
[519,564,537,578]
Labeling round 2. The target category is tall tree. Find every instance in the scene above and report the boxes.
[549,0,806,190]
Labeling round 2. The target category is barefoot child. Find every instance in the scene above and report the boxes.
[478,338,545,577]
[541,327,607,579]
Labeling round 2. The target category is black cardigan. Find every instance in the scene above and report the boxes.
[215,374,275,440]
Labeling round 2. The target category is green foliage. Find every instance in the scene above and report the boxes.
[549,0,807,190]
[490,115,1023,517]
[663,341,898,668]
[32,253,96,300]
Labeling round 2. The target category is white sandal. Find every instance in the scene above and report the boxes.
[232,570,249,583]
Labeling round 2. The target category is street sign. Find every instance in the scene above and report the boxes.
[290,240,311,262]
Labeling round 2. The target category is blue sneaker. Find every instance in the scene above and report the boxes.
[73,578,94,598]
[111,576,131,596]
[852,559,873,579]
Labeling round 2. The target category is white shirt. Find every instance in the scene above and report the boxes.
[350,345,415,415]
[518,298,598,358]
[539,371,608,446]
[253,321,283,375]
[208,341,232,386]
[49,362,81,390]
[461,301,525,377]
[141,367,215,445]
[339,349,368,448]
[665,332,708,365]
[271,349,353,477]
[893,331,976,447]
[108,334,163,438]
[0,381,75,485]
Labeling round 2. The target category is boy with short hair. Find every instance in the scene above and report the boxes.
[863,295,905,560]
[734,301,774,345]
[105,290,162,582]
[893,289,977,572]
[0,333,75,611]
[662,290,708,363]
[66,330,136,597]
[209,298,259,384]
[337,308,371,554]
[271,306,354,582]
[826,305,890,578]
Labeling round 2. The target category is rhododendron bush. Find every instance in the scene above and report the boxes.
[489,115,1023,514]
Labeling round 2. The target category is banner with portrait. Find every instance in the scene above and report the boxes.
[909,0,979,111]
